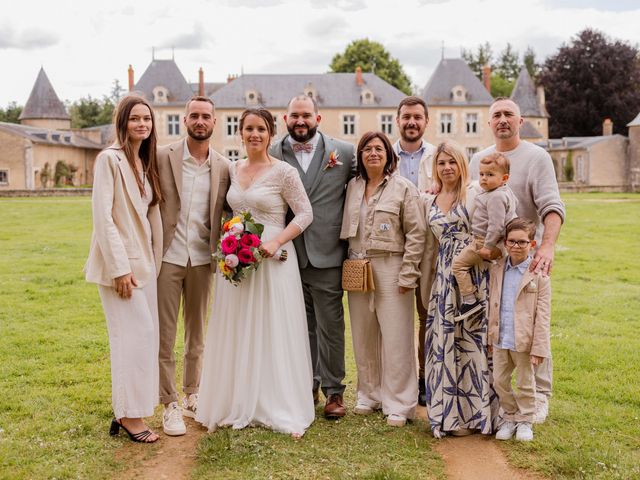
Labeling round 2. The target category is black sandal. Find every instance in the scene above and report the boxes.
[110,418,158,443]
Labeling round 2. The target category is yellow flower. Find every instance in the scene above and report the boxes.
[223,216,242,232]
[218,261,231,275]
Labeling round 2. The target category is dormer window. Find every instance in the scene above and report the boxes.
[304,83,317,99]
[360,88,375,105]
[152,86,169,103]
[451,85,467,103]
[245,89,259,105]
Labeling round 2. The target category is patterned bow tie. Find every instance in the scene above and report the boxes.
[293,143,314,153]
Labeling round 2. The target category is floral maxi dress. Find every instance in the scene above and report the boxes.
[424,201,499,438]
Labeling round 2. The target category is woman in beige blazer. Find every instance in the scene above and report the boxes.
[340,131,426,427]
[85,95,163,443]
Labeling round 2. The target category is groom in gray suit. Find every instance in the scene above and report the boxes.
[271,95,355,419]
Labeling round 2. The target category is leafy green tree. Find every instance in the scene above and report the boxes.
[0,102,23,123]
[495,43,520,83]
[539,28,640,137]
[490,74,513,98]
[330,39,412,95]
[523,46,540,80]
[69,79,122,128]
[461,42,494,79]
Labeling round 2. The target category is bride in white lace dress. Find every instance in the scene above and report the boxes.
[196,108,315,437]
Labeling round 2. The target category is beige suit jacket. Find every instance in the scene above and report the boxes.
[84,146,163,288]
[157,140,230,271]
[488,258,552,358]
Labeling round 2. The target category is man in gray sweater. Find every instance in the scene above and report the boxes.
[470,97,565,424]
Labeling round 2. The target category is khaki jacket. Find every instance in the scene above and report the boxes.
[340,174,426,288]
[157,140,230,271]
[419,183,481,308]
[488,258,551,358]
[84,146,163,288]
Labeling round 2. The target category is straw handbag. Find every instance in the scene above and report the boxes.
[342,259,375,292]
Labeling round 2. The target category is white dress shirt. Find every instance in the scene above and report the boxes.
[287,133,320,173]
[163,139,212,267]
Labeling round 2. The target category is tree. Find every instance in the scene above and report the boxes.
[330,39,412,95]
[461,42,494,79]
[523,46,540,80]
[490,74,513,98]
[0,102,23,123]
[539,28,640,137]
[495,43,520,83]
[68,79,121,128]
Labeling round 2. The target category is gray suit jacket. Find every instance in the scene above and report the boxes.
[270,132,356,269]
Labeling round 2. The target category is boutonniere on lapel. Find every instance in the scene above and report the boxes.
[323,150,343,170]
[525,279,538,292]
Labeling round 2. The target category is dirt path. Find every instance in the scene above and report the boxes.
[416,406,544,480]
[117,418,204,480]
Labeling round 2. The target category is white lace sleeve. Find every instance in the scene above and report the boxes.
[282,166,313,232]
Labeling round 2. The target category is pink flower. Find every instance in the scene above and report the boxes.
[230,222,245,234]
[224,254,239,268]
[221,235,238,255]
[237,248,256,264]
[240,233,261,248]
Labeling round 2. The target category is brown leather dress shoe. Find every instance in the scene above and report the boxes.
[324,393,346,419]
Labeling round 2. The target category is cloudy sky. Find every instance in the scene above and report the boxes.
[1,0,639,106]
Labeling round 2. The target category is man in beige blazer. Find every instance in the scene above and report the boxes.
[156,96,230,436]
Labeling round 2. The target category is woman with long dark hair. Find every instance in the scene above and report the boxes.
[85,95,163,443]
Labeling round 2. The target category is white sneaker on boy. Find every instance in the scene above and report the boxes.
[533,394,548,424]
[163,402,186,436]
[515,422,534,441]
[182,393,198,419]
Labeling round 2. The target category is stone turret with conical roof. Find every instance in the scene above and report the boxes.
[511,67,548,140]
[627,112,640,191]
[19,67,71,130]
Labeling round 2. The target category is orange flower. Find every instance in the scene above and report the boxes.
[223,216,242,232]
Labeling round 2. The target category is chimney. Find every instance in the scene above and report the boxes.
[355,66,364,86]
[603,118,613,136]
[128,65,134,92]
[198,67,205,96]
[227,74,236,84]
[482,64,491,93]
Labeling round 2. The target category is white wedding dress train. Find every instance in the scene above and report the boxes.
[196,160,315,435]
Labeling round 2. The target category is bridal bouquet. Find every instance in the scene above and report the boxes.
[213,211,287,286]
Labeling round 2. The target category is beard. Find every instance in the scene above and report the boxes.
[400,125,423,142]
[187,125,213,141]
[287,123,318,143]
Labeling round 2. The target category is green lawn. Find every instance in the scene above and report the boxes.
[0,194,638,479]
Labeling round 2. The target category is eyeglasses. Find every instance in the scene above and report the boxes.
[505,239,530,248]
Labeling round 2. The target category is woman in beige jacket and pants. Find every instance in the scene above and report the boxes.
[340,131,426,427]
[84,95,163,443]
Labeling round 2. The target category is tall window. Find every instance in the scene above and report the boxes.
[167,115,180,136]
[342,114,356,136]
[466,147,479,160]
[226,116,239,136]
[466,113,478,134]
[380,114,393,135]
[440,113,452,134]
[0,170,8,185]
[226,149,240,162]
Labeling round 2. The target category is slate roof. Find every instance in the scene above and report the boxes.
[547,134,626,150]
[422,58,493,106]
[627,112,640,127]
[511,67,548,117]
[0,122,103,149]
[19,68,70,121]
[189,82,226,97]
[519,121,543,139]
[134,59,194,105]
[211,73,406,109]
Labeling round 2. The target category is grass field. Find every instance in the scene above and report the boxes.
[0,193,638,479]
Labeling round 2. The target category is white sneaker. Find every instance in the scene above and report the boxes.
[163,402,186,436]
[182,393,198,419]
[386,414,406,427]
[533,394,549,424]
[495,421,517,440]
[515,422,534,441]
[354,403,374,415]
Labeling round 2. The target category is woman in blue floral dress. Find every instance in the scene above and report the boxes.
[419,142,500,438]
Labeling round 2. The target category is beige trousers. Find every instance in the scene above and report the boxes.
[347,255,417,419]
[452,236,485,297]
[157,260,212,404]
[493,348,536,423]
